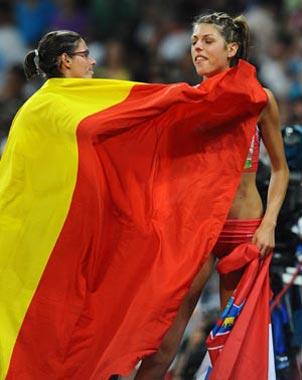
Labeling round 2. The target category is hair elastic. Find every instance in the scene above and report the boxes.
[33,49,40,72]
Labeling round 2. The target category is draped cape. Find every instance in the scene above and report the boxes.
[0,60,267,379]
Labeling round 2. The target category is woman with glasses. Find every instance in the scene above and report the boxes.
[24,30,96,79]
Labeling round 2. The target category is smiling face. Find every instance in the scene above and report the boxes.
[191,23,238,79]
[60,39,96,78]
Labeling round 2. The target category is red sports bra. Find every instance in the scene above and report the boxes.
[243,126,260,173]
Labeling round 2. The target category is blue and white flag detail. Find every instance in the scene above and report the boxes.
[195,243,276,380]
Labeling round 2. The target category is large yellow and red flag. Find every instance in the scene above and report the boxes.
[0,60,267,379]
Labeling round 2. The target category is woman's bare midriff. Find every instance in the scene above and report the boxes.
[227,172,263,219]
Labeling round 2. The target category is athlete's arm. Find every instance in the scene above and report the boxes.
[252,88,289,257]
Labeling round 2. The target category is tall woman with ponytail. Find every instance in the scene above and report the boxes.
[135,12,289,380]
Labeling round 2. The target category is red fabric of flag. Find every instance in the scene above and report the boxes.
[5,61,267,379]
[208,243,272,380]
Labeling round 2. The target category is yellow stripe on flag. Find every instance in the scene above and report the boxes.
[0,78,135,378]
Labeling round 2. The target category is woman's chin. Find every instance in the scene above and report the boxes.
[194,65,210,78]
[85,72,94,78]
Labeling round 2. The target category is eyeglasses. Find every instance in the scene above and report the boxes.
[69,49,90,58]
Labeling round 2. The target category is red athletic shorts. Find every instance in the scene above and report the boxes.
[213,218,262,259]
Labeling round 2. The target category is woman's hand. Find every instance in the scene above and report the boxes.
[252,221,276,258]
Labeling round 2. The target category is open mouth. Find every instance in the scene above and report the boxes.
[195,56,208,63]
